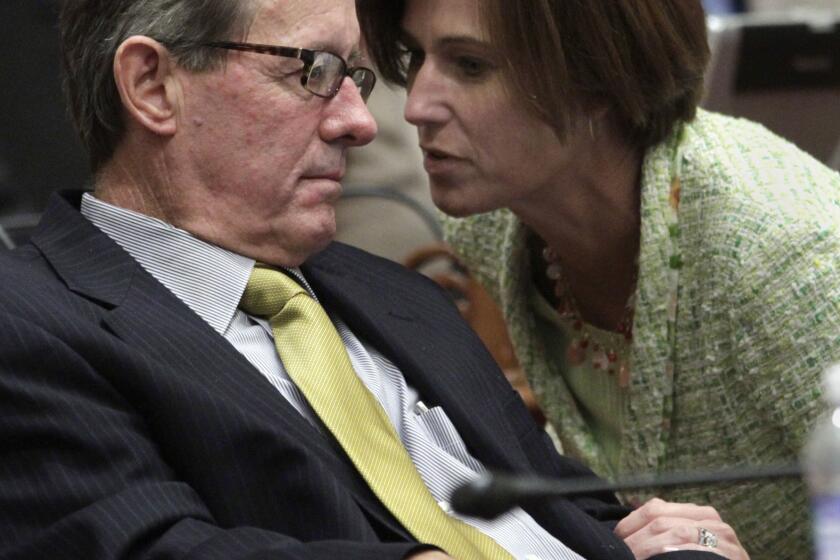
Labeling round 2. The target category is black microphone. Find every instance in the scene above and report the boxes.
[451,463,802,519]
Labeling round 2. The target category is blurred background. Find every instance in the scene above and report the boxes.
[1,0,839,252]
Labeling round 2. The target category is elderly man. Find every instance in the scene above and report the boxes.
[0,1,734,559]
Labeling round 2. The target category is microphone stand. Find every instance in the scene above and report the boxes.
[451,463,802,519]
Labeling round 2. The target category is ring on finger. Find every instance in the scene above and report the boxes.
[697,527,718,548]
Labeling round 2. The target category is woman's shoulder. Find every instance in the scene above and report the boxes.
[681,110,840,199]
[662,111,840,300]
[674,110,840,246]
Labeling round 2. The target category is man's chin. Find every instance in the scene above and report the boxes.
[241,230,334,268]
[303,232,335,259]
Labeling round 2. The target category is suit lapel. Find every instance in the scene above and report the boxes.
[32,194,323,438]
[29,193,413,541]
[303,244,533,473]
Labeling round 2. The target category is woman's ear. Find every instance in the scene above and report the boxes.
[577,99,613,141]
[113,36,180,136]
[585,97,611,125]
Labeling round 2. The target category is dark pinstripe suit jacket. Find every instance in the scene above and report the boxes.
[0,193,716,560]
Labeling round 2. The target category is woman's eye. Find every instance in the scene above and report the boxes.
[455,56,491,78]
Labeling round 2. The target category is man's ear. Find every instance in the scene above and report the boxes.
[113,36,180,136]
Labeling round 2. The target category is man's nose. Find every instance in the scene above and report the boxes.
[321,76,378,146]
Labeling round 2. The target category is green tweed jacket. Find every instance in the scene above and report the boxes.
[442,110,840,558]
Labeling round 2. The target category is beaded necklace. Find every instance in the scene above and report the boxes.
[539,244,635,388]
[533,128,685,390]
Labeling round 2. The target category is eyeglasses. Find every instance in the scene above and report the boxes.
[203,41,376,102]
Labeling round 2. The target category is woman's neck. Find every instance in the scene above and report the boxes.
[512,127,644,329]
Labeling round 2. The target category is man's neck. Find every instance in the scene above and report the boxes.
[94,149,179,223]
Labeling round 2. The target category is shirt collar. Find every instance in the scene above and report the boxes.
[80,193,311,335]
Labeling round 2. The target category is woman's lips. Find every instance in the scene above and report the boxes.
[421,147,466,175]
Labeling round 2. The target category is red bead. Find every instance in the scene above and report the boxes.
[592,350,608,370]
[546,263,562,280]
[567,344,586,365]
[618,364,631,388]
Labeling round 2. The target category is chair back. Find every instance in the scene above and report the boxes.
[0,212,41,249]
[0,225,13,250]
[404,243,545,426]
[703,11,840,169]
[336,185,442,263]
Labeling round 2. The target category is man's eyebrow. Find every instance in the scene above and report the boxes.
[307,43,365,66]
[348,47,365,66]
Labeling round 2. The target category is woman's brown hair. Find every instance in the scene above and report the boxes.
[357,0,710,147]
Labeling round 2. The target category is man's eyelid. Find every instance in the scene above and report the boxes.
[265,55,305,77]
[303,44,363,70]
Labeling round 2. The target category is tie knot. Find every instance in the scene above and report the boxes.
[240,265,308,319]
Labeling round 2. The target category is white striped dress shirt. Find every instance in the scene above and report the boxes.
[80,193,582,560]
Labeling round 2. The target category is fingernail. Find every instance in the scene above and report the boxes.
[662,546,680,552]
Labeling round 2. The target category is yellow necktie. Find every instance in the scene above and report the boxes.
[239,265,512,560]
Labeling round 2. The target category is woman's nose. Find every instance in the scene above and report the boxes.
[403,64,450,127]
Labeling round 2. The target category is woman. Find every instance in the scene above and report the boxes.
[357,0,840,557]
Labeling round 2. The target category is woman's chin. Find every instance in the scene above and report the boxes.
[431,191,479,218]
[435,197,497,219]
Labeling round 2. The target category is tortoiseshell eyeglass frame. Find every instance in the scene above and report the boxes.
[203,41,376,102]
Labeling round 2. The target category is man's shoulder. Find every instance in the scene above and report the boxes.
[0,244,56,292]
[0,241,71,303]
[305,241,462,323]
[0,243,88,342]
[309,241,446,291]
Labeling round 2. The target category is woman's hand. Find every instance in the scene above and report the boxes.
[614,498,749,560]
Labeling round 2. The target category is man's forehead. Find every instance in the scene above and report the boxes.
[247,0,360,51]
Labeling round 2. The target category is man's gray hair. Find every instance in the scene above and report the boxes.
[60,0,258,172]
